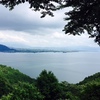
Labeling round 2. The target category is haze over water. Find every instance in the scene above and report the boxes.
[0,51,100,83]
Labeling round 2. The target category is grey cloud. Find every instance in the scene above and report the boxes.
[0,4,65,33]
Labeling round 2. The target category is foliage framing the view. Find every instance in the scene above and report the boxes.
[1,0,100,45]
[60,0,100,45]
[0,0,61,17]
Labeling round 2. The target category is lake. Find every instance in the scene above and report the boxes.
[0,52,100,83]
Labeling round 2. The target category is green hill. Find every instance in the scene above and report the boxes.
[78,72,100,85]
[0,65,43,100]
[0,64,35,84]
[0,64,100,100]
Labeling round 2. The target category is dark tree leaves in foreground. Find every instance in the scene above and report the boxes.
[1,0,100,45]
[0,0,61,17]
[60,0,100,45]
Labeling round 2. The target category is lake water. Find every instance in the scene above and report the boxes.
[0,52,100,83]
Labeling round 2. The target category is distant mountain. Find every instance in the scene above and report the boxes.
[0,44,80,53]
[0,44,16,52]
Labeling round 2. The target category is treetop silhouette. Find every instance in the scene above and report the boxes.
[1,0,100,45]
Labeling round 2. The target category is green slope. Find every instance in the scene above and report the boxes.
[78,72,100,85]
[0,64,35,84]
[0,65,43,100]
[0,64,100,100]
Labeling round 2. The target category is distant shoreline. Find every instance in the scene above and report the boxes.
[0,50,79,53]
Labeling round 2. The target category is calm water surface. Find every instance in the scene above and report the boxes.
[0,52,100,83]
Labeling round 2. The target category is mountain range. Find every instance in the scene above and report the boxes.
[0,44,99,53]
[0,44,79,53]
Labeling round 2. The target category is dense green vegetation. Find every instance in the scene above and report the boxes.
[0,64,100,100]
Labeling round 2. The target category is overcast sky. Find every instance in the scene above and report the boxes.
[0,3,99,49]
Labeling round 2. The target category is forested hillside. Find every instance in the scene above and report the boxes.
[0,65,100,100]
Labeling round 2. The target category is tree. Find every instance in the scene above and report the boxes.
[59,0,100,45]
[1,82,44,100]
[80,83,100,100]
[0,76,12,98]
[0,0,61,17]
[1,0,100,45]
[36,70,66,100]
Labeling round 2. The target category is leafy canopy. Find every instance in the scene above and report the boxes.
[60,0,100,45]
[1,0,100,45]
[36,70,59,100]
[0,0,61,17]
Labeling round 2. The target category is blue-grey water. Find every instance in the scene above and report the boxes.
[0,52,100,83]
